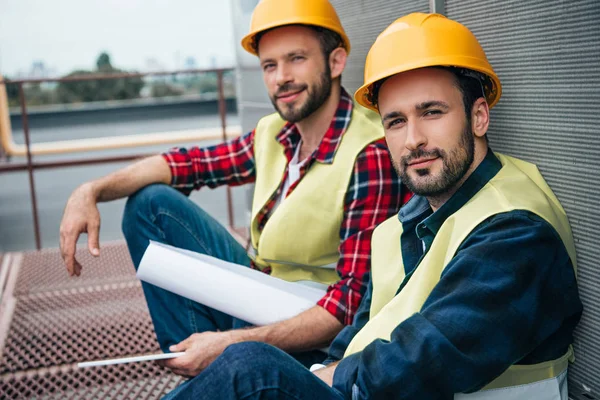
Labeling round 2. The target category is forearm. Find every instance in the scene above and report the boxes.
[87,155,171,202]
[232,306,343,353]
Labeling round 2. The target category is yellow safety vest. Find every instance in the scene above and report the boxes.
[344,153,577,396]
[249,103,383,285]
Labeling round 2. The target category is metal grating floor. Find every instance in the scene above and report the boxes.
[0,242,184,399]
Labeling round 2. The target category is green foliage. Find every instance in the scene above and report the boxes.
[6,53,237,107]
[151,82,184,97]
[56,53,144,103]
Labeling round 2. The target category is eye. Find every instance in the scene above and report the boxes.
[423,109,442,117]
[291,55,305,62]
[386,118,405,129]
[262,63,275,72]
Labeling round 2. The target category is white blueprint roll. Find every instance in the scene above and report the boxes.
[137,241,327,326]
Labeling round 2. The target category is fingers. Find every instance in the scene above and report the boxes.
[87,221,101,257]
[163,353,191,370]
[60,229,79,277]
[170,334,196,352]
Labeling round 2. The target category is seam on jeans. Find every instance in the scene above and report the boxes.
[146,211,167,241]
[187,298,199,333]
[154,210,212,255]
[239,387,304,400]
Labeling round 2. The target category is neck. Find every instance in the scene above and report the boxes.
[427,143,488,212]
[295,82,341,150]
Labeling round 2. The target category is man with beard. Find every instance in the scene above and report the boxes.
[166,13,582,400]
[58,0,406,385]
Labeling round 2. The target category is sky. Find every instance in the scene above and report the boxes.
[0,0,237,77]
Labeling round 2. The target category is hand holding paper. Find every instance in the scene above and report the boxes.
[160,331,237,377]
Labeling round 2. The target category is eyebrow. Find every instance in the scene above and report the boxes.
[286,49,307,57]
[260,49,307,65]
[416,100,450,111]
[382,100,450,122]
[382,111,404,123]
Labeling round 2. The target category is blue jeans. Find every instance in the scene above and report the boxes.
[170,342,345,400]
[122,185,327,396]
[122,184,253,351]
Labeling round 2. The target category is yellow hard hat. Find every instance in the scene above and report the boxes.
[241,0,350,56]
[355,13,502,112]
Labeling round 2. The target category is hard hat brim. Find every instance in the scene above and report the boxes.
[241,18,351,56]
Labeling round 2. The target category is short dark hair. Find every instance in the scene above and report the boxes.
[252,24,344,60]
[369,67,491,123]
[440,67,489,125]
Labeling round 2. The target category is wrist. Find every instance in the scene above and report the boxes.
[81,181,101,202]
[227,328,254,345]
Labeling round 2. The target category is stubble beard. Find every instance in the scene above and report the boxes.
[270,64,332,123]
[395,126,475,198]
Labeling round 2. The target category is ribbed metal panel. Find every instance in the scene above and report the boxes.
[330,0,430,94]
[446,1,600,398]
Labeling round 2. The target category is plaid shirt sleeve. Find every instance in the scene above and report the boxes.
[161,130,256,195]
[317,139,406,325]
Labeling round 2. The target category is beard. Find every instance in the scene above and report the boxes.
[395,125,475,197]
[270,64,332,123]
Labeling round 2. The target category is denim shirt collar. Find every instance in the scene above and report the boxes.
[398,149,503,237]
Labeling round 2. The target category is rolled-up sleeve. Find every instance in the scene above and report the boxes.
[161,130,256,195]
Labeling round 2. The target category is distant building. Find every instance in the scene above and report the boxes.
[185,57,197,70]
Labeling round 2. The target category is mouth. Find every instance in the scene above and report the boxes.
[276,89,305,103]
[407,157,439,168]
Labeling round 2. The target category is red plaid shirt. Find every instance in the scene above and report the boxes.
[162,89,411,325]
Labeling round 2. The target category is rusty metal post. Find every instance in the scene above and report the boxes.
[18,83,42,250]
[217,70,235,230]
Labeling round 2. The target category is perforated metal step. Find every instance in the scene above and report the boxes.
[0,242,184,399]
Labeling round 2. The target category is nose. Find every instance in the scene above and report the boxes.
[405,120,427,151]
[275,63,293,88]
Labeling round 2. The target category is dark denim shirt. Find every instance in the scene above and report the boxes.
[327,150,583,399]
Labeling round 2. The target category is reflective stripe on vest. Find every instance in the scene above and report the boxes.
[249,103,383,285]
[344,153,577,395]
[455,368,569,400]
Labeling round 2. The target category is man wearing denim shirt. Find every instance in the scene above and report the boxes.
[167,13,582,400]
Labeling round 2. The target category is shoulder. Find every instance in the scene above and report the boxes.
[457,209,572,275]
[469,210,563,243]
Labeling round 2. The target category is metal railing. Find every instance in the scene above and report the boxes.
[0,68,239,250]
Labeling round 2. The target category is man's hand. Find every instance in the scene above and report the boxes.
[160,331,238,377]
[59,183,101,276]
[313,363,338,386]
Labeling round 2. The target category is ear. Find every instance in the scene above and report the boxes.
[328,47,347,80]
[471,97,490,138]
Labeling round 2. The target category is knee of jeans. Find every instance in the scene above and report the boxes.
[122,184,174,239]
[220,342,281,371]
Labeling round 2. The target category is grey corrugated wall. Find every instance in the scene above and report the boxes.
[444,1,600,398]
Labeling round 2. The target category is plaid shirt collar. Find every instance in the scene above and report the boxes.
[275,87,354,164]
